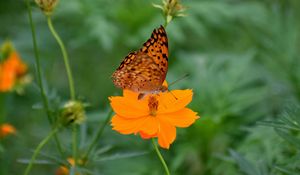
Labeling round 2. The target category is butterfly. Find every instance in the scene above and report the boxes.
[112,25,169,99]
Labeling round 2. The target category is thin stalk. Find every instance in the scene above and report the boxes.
[24,128,59,175]
[46,16,77,166]
[25,0,64,157]
[0,94,6,123]
[83,109,113,162]
[72,124,78,170]
[151,138,170,175]
[25,0,52,125]
[164,17,169,28]
[46,16,76,100]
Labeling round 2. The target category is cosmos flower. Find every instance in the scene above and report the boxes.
[0,50,28,92]
[109,88,199,149]
[0,123,16,138]
[55,157,83,175]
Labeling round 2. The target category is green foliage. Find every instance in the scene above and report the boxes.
[1,0,300,174]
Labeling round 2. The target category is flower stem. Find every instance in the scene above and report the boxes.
[25,0,64,157]
[72,124,78,170]
[0,94,6,123]
[25,0,53,125]
[23,127,59,175]
[46,16,78,166]
[46,16,76,100]
[151,138,170,175]
[164,17,169,28]
[83,109,113,163]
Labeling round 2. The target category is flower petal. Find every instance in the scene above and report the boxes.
[109,96,149,118]
[157,120,176,149]
[158,108,199,128]
[111,115,148,134]
[139,131,157,139]
[158,89,193,114]
[123,89,139,99]
[139,117,159,136]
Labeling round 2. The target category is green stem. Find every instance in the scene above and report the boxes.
[24,128,59,175]
[151,138,170,175]
[25,0,64,157]
[47,15,78,167]
[25,0,52,124]
[0,94,6,123]
[46,16,76,100]
[164,18,169,28]
[72,124,78,170]
[83,110,113,162]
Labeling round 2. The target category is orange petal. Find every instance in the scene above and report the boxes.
[139,116,159,136]
[139,131,157,139]
[109,96,149,118]
[0,64,16,92]
[158,89,193,114]
[157,120,176,149]
[0,123,16,138]
[158,108,199,128]
[55,166,69,175]
[111,115,148,134]
[123,89,139,99]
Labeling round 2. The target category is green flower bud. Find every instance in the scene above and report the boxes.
[60,100,86,126]
[35,0,59,16]
[153,0,186,26]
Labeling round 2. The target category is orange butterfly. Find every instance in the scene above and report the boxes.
[112,25,169,99]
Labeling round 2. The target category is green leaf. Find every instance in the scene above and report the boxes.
[229,149,262,175]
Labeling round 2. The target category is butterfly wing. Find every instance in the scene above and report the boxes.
[112,25,168,93]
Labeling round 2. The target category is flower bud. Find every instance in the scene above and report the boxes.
[60,100,86,125]
[35,0,59,16]
[153,0,186,25]
[1,41,14,60]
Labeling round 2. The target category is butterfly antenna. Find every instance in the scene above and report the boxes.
[168,73,190,87]
[167,73,190,100]
[169,91,178,100]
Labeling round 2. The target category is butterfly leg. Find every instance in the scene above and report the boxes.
[138,93,146,100]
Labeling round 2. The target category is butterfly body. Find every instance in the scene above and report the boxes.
[112,26,169,97]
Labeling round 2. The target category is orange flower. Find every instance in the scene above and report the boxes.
[55,157,83,175]
[0,123,16,138]
[109,88,199,149]
[55,166,69,175]
[0,51,28,92]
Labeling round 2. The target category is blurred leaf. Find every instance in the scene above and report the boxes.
[17,159,54,165]
[229,149,266,175]
[94,151,148,162]
[275,129,300,150]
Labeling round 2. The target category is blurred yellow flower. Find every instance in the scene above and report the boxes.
[110,88,199,149]
[0,123,16,138]
[55,157,83,175]
[55,166,69,175]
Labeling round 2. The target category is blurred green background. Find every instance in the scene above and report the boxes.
[1,0,300,174]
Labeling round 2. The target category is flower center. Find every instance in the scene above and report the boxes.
[148,95,159,116]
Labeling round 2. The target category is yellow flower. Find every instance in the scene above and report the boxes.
[109,88,199,149]
[0,123,16,138]
[55,157,83,175]
[55,166,69,175]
